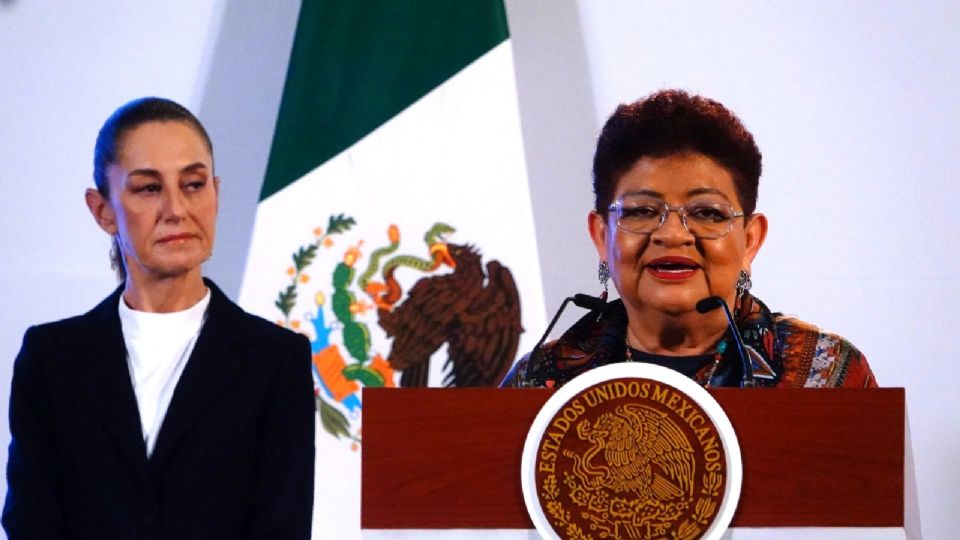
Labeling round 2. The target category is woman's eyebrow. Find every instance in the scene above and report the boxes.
[687,187,731,201]
[181,162,209,174]
[127,163,208,179]
[621,188,664,198]
[127,167,162,180]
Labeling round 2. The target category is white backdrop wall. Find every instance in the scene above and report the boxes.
[571,5,960,539]
[1,1,956,538]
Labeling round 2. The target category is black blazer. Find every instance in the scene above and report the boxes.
[3,280,314,540]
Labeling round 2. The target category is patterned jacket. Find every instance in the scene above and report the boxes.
[501,294,877,389]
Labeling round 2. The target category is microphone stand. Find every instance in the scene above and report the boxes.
[696,296,755,388]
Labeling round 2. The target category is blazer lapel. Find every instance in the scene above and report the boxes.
[66,286,150,475]
[149,281,249,468]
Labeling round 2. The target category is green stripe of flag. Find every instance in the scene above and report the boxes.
[260,0,509,201]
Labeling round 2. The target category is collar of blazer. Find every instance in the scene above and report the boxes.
[63,278,265,471]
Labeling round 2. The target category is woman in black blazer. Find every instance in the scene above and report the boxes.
[3,98,314,539]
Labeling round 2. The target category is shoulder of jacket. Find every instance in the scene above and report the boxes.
[772,314,871,387]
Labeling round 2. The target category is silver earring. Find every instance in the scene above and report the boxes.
[736,269,752,298]
[109,236,121,271]
[598,261,611,299]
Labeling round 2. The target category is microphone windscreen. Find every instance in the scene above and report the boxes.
[696,296,724,314]
[572,293,607,311]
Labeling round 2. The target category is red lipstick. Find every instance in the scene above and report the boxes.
[645,256,699,281]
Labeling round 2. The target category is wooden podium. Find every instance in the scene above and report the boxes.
[362,388,920,539]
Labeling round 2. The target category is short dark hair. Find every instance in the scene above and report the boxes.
[592,89,762,216]
[92,97,213,281]
[93,97,213,197]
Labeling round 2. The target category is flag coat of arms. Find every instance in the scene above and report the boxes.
[238,2,546,537]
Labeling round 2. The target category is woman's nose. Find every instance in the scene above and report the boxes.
[651,209,693,243]
[160,187,187,219]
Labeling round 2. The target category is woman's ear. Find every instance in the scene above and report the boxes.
[85,188,118,235]
[588,210,609,260]
[741,212,768,272]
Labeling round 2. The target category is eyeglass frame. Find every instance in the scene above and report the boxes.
[606,196,746,239]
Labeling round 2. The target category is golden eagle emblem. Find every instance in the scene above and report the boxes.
[571,403,695,504]
[534,377,728,540]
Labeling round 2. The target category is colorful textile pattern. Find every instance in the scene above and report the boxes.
[774,316,876,388]
[502,294,877,389]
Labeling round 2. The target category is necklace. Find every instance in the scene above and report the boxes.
[624,339,726,388]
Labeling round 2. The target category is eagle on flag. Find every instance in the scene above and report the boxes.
[378,243,523,387]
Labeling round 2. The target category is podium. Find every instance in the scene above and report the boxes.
[362,388,920,539]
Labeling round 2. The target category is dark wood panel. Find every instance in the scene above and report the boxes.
[714,389,904,526]
[362,388,904,529]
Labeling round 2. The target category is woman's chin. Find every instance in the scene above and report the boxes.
[633,293,702,317]
[129,258,206,282]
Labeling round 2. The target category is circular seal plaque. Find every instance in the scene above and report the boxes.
[521,363,741,540]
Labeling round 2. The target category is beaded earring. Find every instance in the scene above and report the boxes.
[598,261,611,301]
[734,269,752,315]
[736,269,752,298]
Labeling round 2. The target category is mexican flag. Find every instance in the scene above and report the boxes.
[238,1,546,537]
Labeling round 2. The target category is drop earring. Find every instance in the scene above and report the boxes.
[598,261,611,301]
[736,269,752,298]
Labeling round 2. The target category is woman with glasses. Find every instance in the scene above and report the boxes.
[502,89,876,389]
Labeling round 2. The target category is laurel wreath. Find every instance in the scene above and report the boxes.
[275,214,355,324]
[541,474,594,540]
[273,214,360,442]
[540,469,722,540]
[671,472,723,540]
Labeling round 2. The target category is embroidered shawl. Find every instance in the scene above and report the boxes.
[501,294,877,389]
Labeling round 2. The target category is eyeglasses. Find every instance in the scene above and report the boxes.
[607,195,745,239]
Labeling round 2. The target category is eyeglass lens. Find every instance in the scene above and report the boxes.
[615,196,737,238]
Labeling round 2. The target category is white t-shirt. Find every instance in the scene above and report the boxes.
[118,289,211,457]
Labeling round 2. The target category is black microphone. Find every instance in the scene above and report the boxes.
[572,293,607,312]
[696,296,755,388]
[500,293,607,387]
[530,293,607,362]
